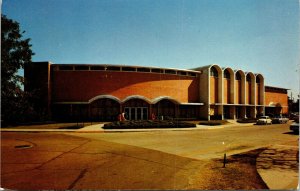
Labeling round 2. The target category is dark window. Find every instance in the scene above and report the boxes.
[246,74,251,82]
[152,68,163,73]
[235,72,241,80]
[137,68,151,72]
[165,70,176,74]
[178,71,187,76]
[90,66,105,70]
[188,72,197,77]
[106,66,121,71]
[210,67,218,77]
[122,67,136,72]
[59,65,74,70]
[224,70,230,79]
[74,65,89,70]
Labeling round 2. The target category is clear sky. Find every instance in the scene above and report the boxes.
[2,0,299,98]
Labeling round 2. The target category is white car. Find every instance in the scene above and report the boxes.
[257,116,272,125]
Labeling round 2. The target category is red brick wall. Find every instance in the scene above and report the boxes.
[51,71,199,103]
[265,91,288,113]
[223,79,230,103]
[256,83,260,105]
[210,77,218,103]
[245,82,251,104]
[235,80,241,104]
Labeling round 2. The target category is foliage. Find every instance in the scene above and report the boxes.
[1,14,35,124]
[103,120,196,129]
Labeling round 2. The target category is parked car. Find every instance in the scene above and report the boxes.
[256,116,272,125]
[272,116,289,124]
[290,118,299,133]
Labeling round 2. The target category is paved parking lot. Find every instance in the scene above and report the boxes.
[1,122,298,189]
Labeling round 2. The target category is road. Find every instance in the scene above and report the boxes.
[1,122,298,189]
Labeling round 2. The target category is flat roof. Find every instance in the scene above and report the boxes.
[265,85,290,90]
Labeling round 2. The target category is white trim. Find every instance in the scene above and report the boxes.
[122,95,152,104]
[151,96,181,104]
[89,95,121,103]
[180,103,204,106]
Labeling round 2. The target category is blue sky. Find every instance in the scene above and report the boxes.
[2,0,299,98]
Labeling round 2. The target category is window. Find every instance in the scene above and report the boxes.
[122,67,136,72]
[59,65,74,70]
[151,68,163,73]
[178,71,187,76]
[188,72,197,77]
[165,70,176,74]
[235,72,241,80]
[224,70,230,79]
[90,66,105,70]
[106,66,121,71]
[74,65,89,70]
[210,67,218,77]
[137,68,150,72]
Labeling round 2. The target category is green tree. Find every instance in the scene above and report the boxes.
[1,14,35,124]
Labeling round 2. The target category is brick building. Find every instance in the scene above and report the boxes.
[24,62,289,121]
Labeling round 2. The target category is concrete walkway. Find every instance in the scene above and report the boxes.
[256,144,299,190]
[0,122,254,132]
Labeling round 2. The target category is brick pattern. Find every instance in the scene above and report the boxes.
[52,71,199,103]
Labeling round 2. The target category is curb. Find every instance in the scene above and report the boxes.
[0,122,254,133]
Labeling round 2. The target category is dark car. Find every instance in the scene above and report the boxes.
[290,118,299,133]
[272,116,289,124]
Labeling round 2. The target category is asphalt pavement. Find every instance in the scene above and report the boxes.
[1,121,298,189]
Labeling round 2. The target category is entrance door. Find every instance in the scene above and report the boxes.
[124,107,148,120]
[236,107,240,119]
[224,106,230,119]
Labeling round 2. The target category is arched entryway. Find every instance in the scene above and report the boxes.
[90,98,120,121]
[122,98,149,120]
[153,99,178,119]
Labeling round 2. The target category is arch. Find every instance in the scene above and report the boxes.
[223,67,234,104]
[152,96,181,105]
[255,73,264,83]
[234,70,246,104]
[245,72,255,82]
[90,97,121,121]
[209,64,222,77]
[223,67,234,80]
[235,70,245,80]
[255,73,264,105]
[245,72,255,105]
[122,95,152,104]
[89,95,121,103]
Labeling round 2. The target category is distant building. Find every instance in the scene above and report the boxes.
[24,62,289,121]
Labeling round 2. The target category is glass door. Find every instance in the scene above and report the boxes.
[124,107,148,120]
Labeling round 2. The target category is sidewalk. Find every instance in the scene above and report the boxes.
[256,144,299,190]
[0,122,254,133]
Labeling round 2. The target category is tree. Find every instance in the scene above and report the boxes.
[1,14,35,124]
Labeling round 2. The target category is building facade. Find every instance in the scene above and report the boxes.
[24,62,288,121]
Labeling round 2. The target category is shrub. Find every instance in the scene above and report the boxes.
[236,118,257,123]
[103,120,196,129]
